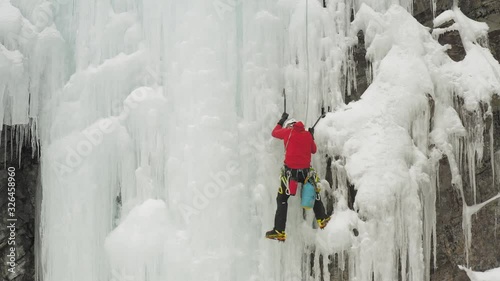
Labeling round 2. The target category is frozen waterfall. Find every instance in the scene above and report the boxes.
[1,0,499,280]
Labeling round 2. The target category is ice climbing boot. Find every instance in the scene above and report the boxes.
[265,229,286,242]
[317,217,331,229]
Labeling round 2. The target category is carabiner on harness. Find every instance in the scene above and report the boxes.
[279,168,291,195]
[285,170,291,195]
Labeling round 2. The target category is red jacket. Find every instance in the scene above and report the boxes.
[272,121,316,169]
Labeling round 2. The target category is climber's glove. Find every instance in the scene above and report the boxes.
[278,112,289,126]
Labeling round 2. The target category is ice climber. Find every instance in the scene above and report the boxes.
[265,112,331,242]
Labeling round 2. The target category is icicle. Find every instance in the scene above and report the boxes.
[424,149,440,281]
[490,110,495,192]
[365,61,373,85]
[313,248,320,280]
[452,97,486,205]
[0,0,67,155]
[430,0,437,19]
[322,254,331,281]
[496,150,500,190]
[462,193,500,265]
[495,203,499,239]
[345,46,357,99]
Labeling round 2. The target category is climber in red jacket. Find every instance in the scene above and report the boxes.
[265,112,330,242]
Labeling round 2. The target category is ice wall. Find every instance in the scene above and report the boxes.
[315,6,434,281]
[0,0,65,156]
[315,3,500,281]
[37,0,258,280]
[31,0,358,279]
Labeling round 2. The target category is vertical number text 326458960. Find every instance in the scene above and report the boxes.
[6,167,17,274]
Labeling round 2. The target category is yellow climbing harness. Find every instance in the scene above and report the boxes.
[278,167,291,195]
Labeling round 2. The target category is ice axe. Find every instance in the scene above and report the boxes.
[311,112,326,129]
[282,88,287,113]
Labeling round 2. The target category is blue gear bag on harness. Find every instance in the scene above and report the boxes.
[301,181,316,209]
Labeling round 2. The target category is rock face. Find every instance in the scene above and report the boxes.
[417,2,500,280]
[431,119,500,281]
[351,1,500,280]
[0,126,38,281]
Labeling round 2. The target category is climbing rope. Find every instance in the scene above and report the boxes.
[305,0,310,124]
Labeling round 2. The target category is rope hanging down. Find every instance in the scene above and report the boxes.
[305,0,310,124]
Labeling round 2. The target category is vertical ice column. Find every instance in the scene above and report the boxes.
[41,119,129,281]
[105,86,170,281]
[0,1,67,151]
[286,0,351,123]
[237,1,360,280]
[73,0,113,69]
[38,1,157,281]
[0,2,28,129]
[238,2,294,280]
[161,1,257,280]
[119,87,168,215]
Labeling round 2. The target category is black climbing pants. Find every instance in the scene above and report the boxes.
[273,167,328,232]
